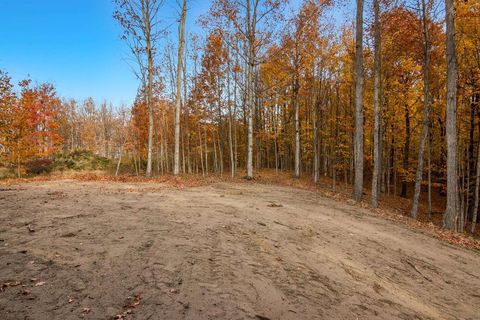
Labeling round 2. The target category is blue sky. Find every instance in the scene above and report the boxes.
[0,0,346,107]
[0,0,211,107]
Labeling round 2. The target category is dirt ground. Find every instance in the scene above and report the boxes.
[0,180,479,320]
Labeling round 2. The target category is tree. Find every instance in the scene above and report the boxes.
[353,0,364,201]
[371,0,381,207]
[210,0,283,179]
[456,0,480,232]
[114,0,164,177]
[380,6,427,199]
[282,0,327,179]
[443,0,458,230]
[1,79,62,176]
[174,0,187,175]
[0,70,16,163]
[411,0,432,219]
[25,83,62,157]
[245,0,257,179]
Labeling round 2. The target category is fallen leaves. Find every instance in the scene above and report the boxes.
[267,203,283,208]
[70,172,215,190]
[114,293,142,319]
[20,289,32,295]
[126,294,142,308]
[371,207,480,251]
[1,281,21,292]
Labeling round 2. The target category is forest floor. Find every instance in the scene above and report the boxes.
[0,178,479,319]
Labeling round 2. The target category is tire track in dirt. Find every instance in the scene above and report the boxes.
[1,180,479,319]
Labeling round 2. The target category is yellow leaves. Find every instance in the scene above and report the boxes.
[397,167,416,183]
[456,0,480,90]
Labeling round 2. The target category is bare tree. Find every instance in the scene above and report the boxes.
[245,0,256,180]
[114,0,164,177]
[173,0,187,175]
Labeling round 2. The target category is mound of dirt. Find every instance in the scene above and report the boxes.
[52,150,111,172]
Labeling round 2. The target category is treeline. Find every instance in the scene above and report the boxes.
[0,74,127,175]
[1,0,479,233]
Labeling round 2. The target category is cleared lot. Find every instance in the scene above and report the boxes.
[0,180,479,319]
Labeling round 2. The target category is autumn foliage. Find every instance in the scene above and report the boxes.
[0,74,62,176]
[1,0,480,234]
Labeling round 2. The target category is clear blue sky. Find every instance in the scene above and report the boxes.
[0,0,344,107]
[0,0,210,107]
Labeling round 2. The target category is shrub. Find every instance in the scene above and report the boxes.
[25,159,54,175]
[0,166,15,179]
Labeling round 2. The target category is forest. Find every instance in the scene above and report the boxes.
[2,0,479,233]
[1,0,480,319]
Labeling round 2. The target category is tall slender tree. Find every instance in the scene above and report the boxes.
[443,0,458,230]
[174,0,187,175]
[245,0,256,179]
[371,0,381,207]
[411,0,431,219]
[353,0,364,201]
[113,0,164,177]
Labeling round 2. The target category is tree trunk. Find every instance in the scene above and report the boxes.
[428,131,432,218]
[198,124,204,176]
[294,76,300,178]
[314,89,319,183]
[443,0,458,230]
[115,145,123,177]
[173,0,187,175]
[472,135,480,233]
[353,0,364,202]
[144,1,154,178]
[411,0,431,219]
[17,143,21,178]
[401,103,410,198]
[204,126,208,174]
[245,0,255,180]
[371,0,381,207]
[227,52,235,178]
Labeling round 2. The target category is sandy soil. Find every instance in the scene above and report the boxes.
[0,180,479,320]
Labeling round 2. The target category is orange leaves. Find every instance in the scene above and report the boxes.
[0,70,17,155]
[130,99,149,155]
[200,30,228,102]
[19,81,63,158]
[0,74,62,173]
